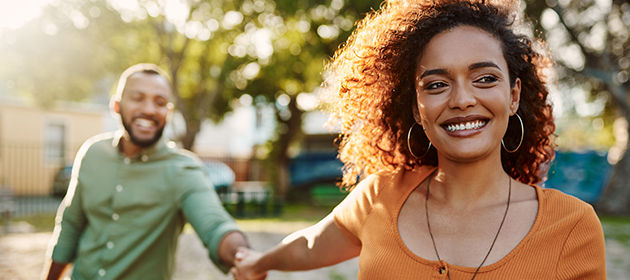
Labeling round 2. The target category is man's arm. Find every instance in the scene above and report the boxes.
[43,151,89,279]
[179,185,244,272]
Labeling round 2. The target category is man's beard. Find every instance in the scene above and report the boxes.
[120,111,164,148]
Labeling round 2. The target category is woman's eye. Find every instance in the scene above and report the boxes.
[425,81,447,90]
[476,75,498,83]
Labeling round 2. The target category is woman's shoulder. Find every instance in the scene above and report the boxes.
[538,186,594,211]
[351,165,436,202]
[535,185,600,229]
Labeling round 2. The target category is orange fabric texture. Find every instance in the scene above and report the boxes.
[333,166,606,279]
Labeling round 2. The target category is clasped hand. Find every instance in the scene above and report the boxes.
[231,247,267,280]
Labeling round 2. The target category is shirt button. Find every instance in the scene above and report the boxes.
[107,241,114,249]
[98,268,106,276]
[112,213,119,221]
[124,158,131,164]
[115,185,123,192]
[141,155,148,162]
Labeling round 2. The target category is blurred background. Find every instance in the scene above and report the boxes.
[0,0,629,279]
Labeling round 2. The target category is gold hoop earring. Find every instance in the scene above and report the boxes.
[407,122,432,158]
[502,113,524,153]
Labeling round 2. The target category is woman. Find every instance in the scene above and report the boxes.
[232,0,606,279]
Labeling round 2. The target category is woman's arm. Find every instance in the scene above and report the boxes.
[231,213,361,279]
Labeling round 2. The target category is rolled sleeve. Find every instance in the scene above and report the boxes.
[177,164,241,273]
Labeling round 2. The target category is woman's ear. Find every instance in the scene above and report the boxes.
[412,96,422,124]
[510,78,522,115]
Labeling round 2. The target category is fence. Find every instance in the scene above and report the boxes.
[0,141,75,217]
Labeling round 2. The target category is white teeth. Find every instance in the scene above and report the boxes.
[445,120,486,132]
[136,118,155,128]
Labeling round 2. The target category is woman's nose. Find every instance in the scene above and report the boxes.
[448,84,477,110]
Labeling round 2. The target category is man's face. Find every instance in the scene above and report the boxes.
[115,72,173,148]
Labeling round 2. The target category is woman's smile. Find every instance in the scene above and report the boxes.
[440,115,489,137]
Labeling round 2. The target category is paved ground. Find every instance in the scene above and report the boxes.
[1,222,628,280]
[0,222,358,280]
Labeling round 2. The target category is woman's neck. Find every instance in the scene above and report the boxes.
[431,151,510,210]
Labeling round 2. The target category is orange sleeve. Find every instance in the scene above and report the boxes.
[555,205,606,279]
[332,174,382,246]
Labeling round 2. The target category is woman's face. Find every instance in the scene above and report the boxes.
[414,25,521,163]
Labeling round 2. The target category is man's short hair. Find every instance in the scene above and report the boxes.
[112,63,171,102]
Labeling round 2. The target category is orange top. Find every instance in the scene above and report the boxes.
[333,166,606,279]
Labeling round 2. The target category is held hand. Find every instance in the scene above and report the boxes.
[231,247,267,280]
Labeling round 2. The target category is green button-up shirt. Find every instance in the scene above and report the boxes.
[51,131,240,279]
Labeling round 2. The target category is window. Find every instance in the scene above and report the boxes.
[45,123,66,163]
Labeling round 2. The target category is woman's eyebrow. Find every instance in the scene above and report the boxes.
[469,61,501,71]
[419,68,449,79]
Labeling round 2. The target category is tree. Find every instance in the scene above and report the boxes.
[0,1,134,107]
[240,0,379,202]
[1,0,380,204]
[524,0,630,214]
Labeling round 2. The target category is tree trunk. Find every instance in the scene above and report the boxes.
[180,116,201,151]
[271,96,302,203]
[597,123,630,215]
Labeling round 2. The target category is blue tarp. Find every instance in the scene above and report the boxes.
[544,151,611,204]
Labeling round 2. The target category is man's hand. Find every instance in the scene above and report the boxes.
[44,261,69,280]
[218,231,249,268]
[230,247,267,280]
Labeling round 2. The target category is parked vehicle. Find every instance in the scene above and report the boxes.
[289,152,343,189]
[202,159,235,192]
[52,166,72,198]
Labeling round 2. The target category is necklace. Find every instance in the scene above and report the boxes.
[425,174,511,280]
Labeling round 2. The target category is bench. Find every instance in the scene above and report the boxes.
[217,181,271,218]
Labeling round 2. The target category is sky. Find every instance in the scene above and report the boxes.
[0,0,55,31]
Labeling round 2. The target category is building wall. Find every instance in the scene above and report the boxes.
[0,103,105,195]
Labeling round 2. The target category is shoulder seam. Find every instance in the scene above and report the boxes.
[553,205,589,279]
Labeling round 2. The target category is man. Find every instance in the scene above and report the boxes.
[45,63,249,279]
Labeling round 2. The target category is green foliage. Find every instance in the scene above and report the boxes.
[0,0,380,197]
[523,0,629,149]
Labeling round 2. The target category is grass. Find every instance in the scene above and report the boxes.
[601,216,630,245]
[234,203,334,233]
[9,213,56,232]
[10,208,630,243]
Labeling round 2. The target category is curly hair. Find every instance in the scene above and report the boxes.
[325,0,555,188]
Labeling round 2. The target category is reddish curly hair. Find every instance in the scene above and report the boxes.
[325,0,555,188]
